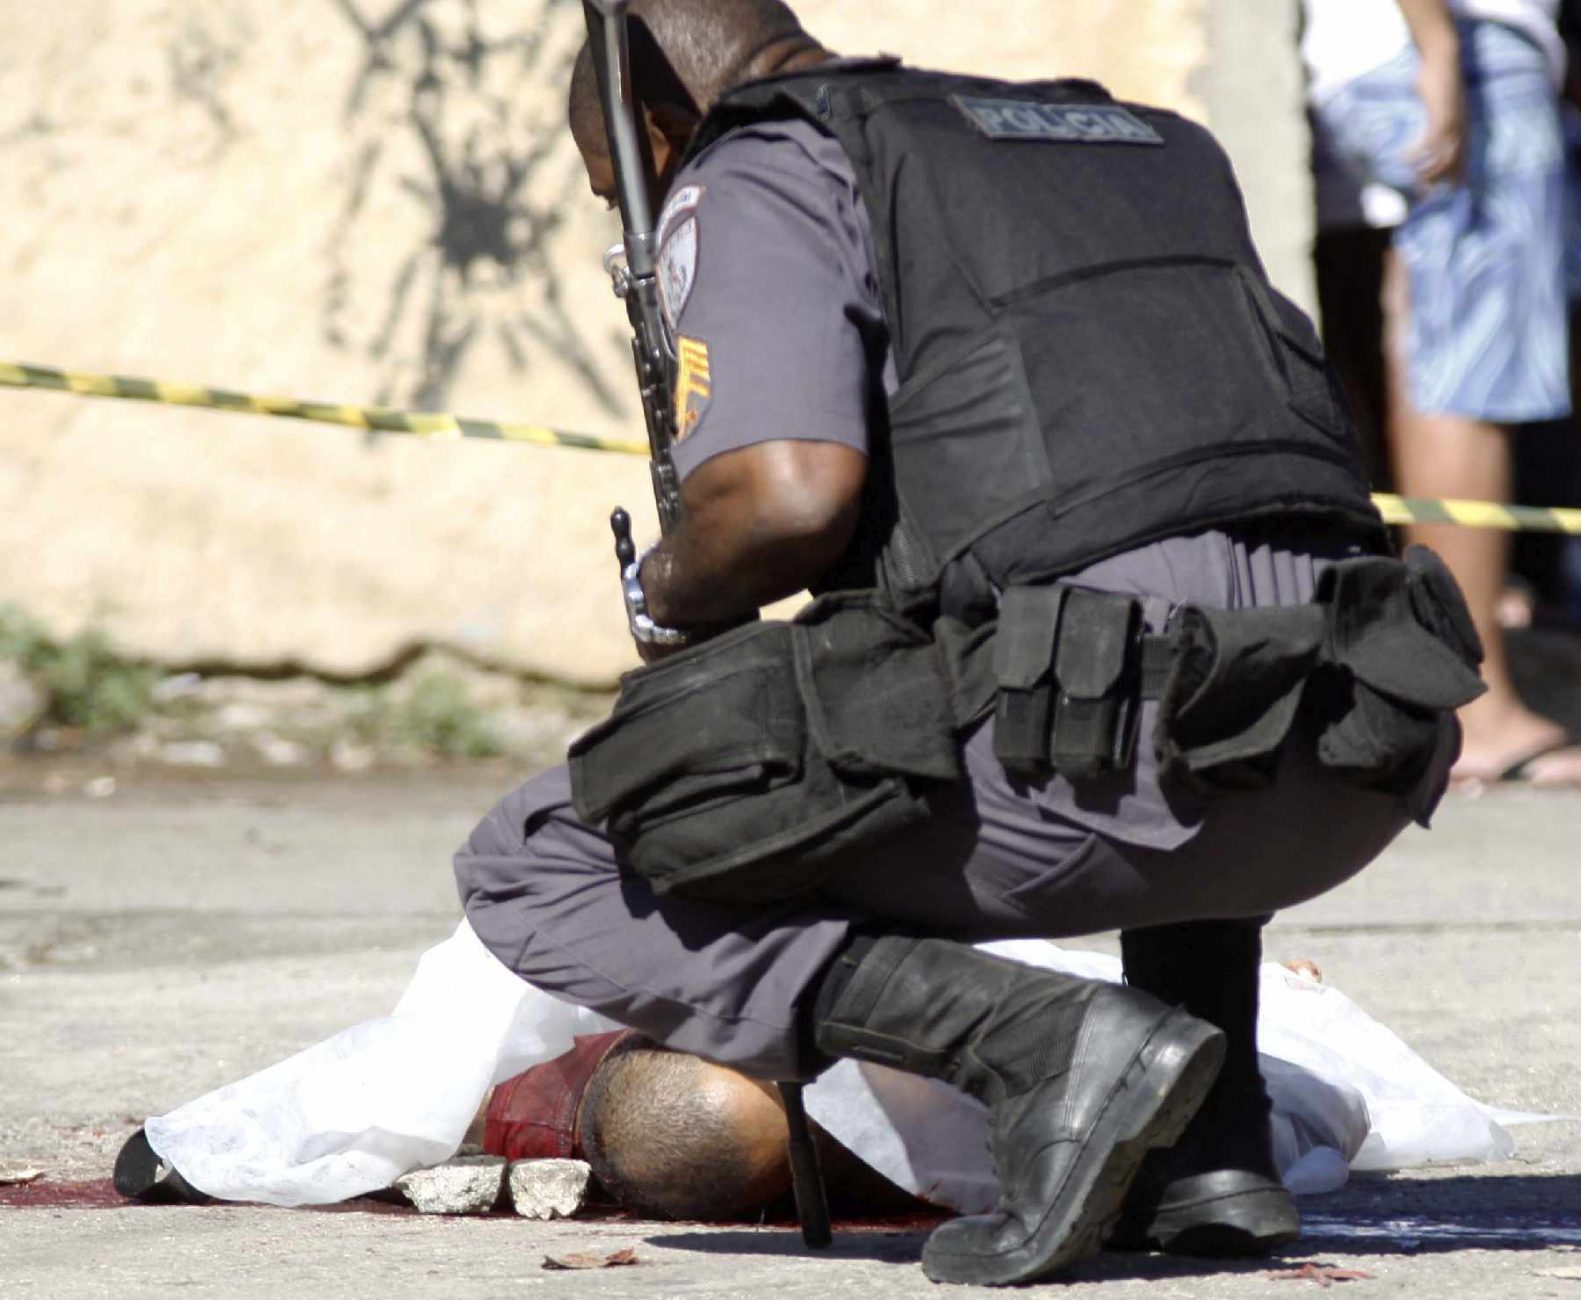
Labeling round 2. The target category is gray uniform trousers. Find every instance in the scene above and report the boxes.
[457,531,1436,1081]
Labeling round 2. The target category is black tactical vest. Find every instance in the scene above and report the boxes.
[690,62,1386,605]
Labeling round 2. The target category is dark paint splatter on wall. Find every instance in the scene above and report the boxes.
[324,0,620,414]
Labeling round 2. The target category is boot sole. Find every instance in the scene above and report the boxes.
[1131,1179,1301,1257]
[922,1010,1226,1287]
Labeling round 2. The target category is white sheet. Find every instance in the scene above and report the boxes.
[147,924,1540,1209]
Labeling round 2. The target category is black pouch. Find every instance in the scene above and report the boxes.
[568,593,960,907]
[1153,546,1485,817]
[1049,587,1143,780]
[1313,546,1485,822]
[1153,603,1327,795]
[992,585,1065,778]
[993,584,1144,781]
[1157,607,1328,800]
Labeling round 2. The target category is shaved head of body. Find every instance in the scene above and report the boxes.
[575,1040,933,1221]
[578,1043,793,1219]
[568,0,830,204]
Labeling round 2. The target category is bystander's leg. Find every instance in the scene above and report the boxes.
[1383,251,1581,785]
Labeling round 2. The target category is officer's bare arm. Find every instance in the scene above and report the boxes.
[639,440,867,630]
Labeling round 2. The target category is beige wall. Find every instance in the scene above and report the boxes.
[2,0,647,683]
[804,0,1206,109]
[0,0,1307,686]
[1203,0,1317,314]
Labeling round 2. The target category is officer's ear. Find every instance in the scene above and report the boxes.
[645,100,702,190]
[627,15,699,190]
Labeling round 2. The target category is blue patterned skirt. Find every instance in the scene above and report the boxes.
[1312,21,1570,423]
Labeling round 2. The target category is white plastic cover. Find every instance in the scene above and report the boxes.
[146,924,1539,1209]
[146,922,619,1206]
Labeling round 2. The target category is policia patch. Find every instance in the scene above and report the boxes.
[952,96,1164,146]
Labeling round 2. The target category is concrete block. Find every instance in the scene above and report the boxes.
[508,1159,592,1221]
[395,1155,507,1215]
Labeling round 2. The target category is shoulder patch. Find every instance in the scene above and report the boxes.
[658,184,705,244]
[674,336,713,441]
[656,184,705,335]
[657,216,699,336]
[951,96,1164,147]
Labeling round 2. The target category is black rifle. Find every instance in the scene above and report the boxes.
[582,0,683,576]
[580,1,831,1251]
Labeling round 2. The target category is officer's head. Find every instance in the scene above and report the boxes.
[568,0,825,207]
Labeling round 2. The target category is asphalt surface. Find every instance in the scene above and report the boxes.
[2,761,1578,1297]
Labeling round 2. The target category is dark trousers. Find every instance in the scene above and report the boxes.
[457,532,1431,1080]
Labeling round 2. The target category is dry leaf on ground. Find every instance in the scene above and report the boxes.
[1265,1263,1374,1287]
[542,1247,641,1271]
[0,1167,44,1186]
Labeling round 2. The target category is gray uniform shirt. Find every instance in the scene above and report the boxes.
[658,119,890,477]
[655,119,1356,852]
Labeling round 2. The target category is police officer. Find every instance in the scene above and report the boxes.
[458,0,1483,1285]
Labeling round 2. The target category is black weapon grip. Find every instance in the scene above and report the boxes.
[611,508,637,572]
[778,1082,833,1250]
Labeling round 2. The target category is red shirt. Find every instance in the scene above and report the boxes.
[481,1031,635,1161]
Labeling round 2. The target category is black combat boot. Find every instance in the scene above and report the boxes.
[813,936,1226,1286]
[1110,919,1301,1256]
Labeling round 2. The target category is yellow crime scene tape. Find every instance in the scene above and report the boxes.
[1371,493,1581,536]
[0,361,649,459]
[6,359,1581,535]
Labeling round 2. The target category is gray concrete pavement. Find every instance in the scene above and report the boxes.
[2,763,1578,1297]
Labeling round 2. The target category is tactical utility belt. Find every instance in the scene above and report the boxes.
[570,548,1484,907]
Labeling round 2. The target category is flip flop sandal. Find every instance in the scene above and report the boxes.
[1497,734,1581,784]
[113,1128,212,1204]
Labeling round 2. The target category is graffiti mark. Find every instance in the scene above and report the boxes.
[325,0,619,414]
[164,11,250,156]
